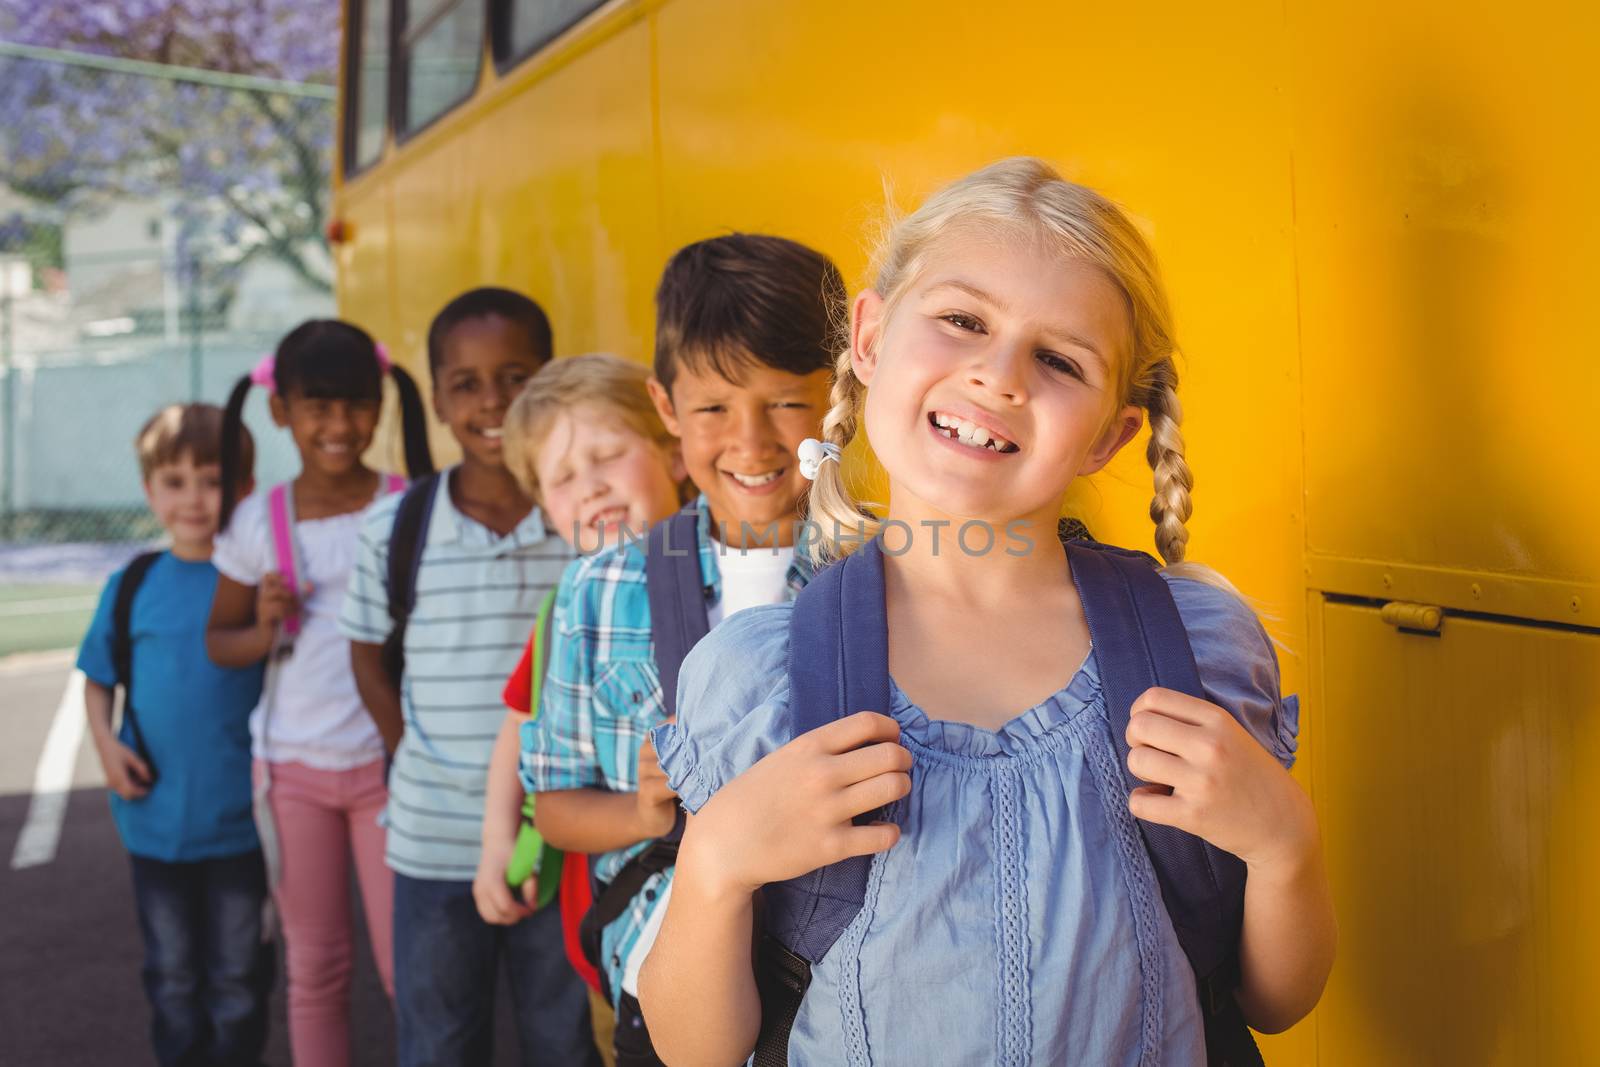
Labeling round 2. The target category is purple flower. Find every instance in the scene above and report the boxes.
[0,0,338,292]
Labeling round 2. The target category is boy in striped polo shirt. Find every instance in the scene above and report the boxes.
[341,288,600,1067]
[522,235,846,1066]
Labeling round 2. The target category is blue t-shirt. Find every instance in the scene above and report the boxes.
[656,575,1300,1066]
[77,552,264,862]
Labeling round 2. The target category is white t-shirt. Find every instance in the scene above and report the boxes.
[705,543,797,628]
[621,542,796,996]
[212,486,395,770]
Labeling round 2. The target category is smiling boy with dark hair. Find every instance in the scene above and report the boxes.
[522,234,844,1065]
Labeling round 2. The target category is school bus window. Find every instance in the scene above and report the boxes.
[400,0,486,135]
[345,0,392,173]
[493,0,605,68]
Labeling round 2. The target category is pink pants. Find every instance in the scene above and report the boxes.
[258,758,394,1067]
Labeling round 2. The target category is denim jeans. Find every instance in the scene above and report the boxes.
[393,873,601,1067]
[128,851,275,1067]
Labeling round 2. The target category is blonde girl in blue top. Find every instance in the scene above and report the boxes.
[640,158,1336,1065]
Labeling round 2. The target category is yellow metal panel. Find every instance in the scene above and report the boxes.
[461,4,660,361]
[1307,554,1598,629]
[1312,599,1600,1062]
[336,7,659,467]
[1289,2,1600,587]
[330,157,402,468]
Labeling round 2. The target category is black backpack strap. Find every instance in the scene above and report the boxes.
[111,551,163,773]
[753,539,891,1065]
[577,507,711,1001]
[380,473,439,685]
[1199,956,1262,1067]
[576,834,680,1005]
[1066,541,1259,1066]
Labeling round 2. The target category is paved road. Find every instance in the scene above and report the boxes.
[0,653,525,1066]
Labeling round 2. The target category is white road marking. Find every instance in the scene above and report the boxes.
[0,648,76,675]
[10,670,88,870]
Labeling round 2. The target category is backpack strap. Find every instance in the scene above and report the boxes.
[1066,543,1245,973]
[578,507,710,1002]
[756,537,1261,1066]
[642,506,711,841]
[770,538,889,953]
[644,506,710,720]
[1065,541,1260,1066]
[752,539,890,1067]
[380,472,440,686]
[527,586,559,718]
[267,482,306,639]
[110,550,163,775]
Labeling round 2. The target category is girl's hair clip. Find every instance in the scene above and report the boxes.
[249,352,277,394]
[798,438,842,480]
[374,341,392,374]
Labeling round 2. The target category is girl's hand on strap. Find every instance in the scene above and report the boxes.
[255,571,303,635]
[684,710,912,897]
[1124,687,1317,872]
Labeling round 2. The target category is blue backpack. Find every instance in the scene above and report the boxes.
[752,535,1264,1067]
[577,507,707,1003]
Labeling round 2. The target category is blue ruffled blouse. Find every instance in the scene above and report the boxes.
[655,576,1298,1067]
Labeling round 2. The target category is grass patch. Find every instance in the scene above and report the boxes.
[0,582,100,658]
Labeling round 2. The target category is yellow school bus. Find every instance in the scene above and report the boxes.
[332,1,1600,1061]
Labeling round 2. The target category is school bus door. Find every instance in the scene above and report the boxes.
[1307,598,1600,1063]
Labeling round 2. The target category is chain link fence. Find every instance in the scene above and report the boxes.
[0,251,329,547]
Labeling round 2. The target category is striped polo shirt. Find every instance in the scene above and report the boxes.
[339,469,572,881]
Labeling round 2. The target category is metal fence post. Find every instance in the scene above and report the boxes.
[187,252,203,400]
[1,275,14,540]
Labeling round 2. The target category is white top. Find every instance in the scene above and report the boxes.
[213,485,395,770]
[339,470,572,879]
[704,543,796,629]
[621,541,796,995]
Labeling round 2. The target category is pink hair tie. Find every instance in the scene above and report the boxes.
[249,352,277,393]
[374,342,392,374]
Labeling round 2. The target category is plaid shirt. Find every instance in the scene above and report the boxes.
[519,497,811,1005]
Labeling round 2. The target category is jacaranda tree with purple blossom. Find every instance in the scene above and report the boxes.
[0,0,340,293]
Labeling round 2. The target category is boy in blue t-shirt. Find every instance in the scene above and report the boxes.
[77,403,272,1067]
